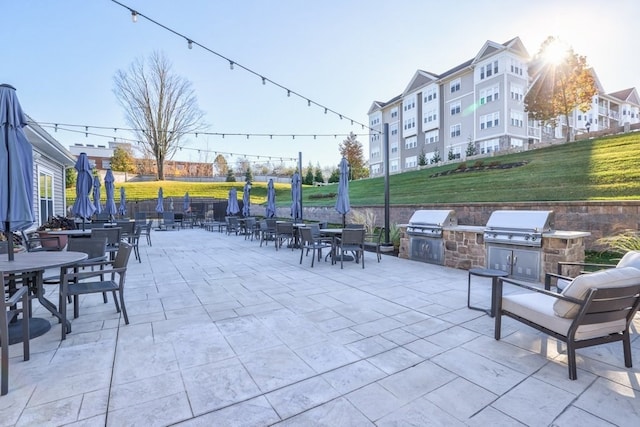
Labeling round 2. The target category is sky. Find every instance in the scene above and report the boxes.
[4,0,639,170]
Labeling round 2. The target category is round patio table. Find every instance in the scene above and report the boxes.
[0,251,89,343]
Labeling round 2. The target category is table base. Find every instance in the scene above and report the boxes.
[7,318,51,345]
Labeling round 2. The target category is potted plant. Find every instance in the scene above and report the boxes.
[37,215,76,248]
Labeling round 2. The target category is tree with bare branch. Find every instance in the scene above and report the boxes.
[113,51,205,180]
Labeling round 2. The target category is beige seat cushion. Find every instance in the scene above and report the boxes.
[503,293,626,340]
[553,267,640,318]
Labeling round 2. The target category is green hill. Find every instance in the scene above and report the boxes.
[72,132,640,206]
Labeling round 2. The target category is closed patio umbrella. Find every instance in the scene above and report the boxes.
[0,84,34,261]
[226,188,239,216]
[290,172,301,221]
[71,152,96,230]
[118,187,126,216]
[156,187,164,214]
[183,192,190,213]
[92,175,102,215]
[335,157,351,227]
[104,169,117,220]
[242,182,251,217]
[265,178,276,218]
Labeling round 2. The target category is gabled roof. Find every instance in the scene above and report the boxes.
[609,88,640,105]
[368,94,402,115]
[402,70,439,96]
[439,58,474,80]
[473,37,530,64]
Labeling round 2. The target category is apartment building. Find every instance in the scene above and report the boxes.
[368,37,640,177]
[546,70,640,139]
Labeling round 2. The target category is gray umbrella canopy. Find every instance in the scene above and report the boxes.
[265,178,276,218]
[71,152,96,223]
[92,175,102,214]
[156,187,164,213]
[104,169,117,219]
[118,187,126,216]
[335,158,351,226]
[242,182,251,217]
[0,84,34,260]
[290,172,301,220]
[226,188,240,215]
[183,192,190,213]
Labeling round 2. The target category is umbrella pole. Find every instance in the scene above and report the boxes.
[4,123,14,261]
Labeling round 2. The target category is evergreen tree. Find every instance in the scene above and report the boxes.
[466,140,477,157]
[447,147,455,161]
[430,149,441,164]
[418,149,427,166]
[225,168,236,182]
[244,167,253,183]
[313,165,324,184]
[328,168,340,183]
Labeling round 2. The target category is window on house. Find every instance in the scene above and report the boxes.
[450,102,461,115]
[450,124,461,137]
[39,171,54,226]
[405,156,418,168]
[450,79,461,93]
[405,137,417,149]
[510,111,524,127]
[425,130,439,144]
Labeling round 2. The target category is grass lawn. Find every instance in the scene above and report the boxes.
[69,132,640,207]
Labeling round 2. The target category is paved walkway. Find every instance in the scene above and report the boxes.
[1,227,639,426]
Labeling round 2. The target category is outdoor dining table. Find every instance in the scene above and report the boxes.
[318,228,356,263]
[0,251,88,342]
[47,229,92,237]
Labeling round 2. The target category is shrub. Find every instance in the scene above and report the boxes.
[473,160,484,168]
[456,162,467,170]
[488,160,501,167]
[596,230,640,255]
[309,192,336,200]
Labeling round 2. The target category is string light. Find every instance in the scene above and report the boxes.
[187,39,193,49]
[33,121,366,140]
[262,77,266,85]
[307,100,311,107]
[109,0,379,134]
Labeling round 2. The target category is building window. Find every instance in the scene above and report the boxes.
[479,138,500,154]
[450,102,461,115]
[480,112,500,129]
[510,59,523,76]
[425,130,439,144]
[480,86,500,104]
[39,170,54,226]
[405,137,417,149]
[391,144,398,154]
[510,84,523,101]
[101,159,111,169]
[390,160,399,172]
[403,117,416,130]
[450,124,461,138]
[405,156,418,168]
[424,108,437,124]
[391,108,398,118]
[425,87,437,102]
[450,79,461,93]
[510,111,524,127]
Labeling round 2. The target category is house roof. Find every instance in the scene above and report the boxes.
[24,116,76,166]
[608,88,639,104]
[402,70,439,96]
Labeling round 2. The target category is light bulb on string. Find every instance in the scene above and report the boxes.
[262,77,266,85]
[324,108,327,114]
[307,100,311,107]
[131,10,138,23]
[287,90,290,97]
[187,39,193,49]
[229,61,234,70]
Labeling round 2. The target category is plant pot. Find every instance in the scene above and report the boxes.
[37,231,67,249]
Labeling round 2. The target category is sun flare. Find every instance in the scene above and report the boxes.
[543,39,569,65]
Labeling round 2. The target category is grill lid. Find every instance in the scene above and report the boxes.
[408,210,458,228]
[485,210,554,232]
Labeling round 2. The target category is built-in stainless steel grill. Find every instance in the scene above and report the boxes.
[407,210,457,265]
[484,210,554,282]
[483,210,554,247]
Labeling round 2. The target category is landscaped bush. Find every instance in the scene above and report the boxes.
[309,193,336,200]
[456,162,467,170]
[473,160,484,168]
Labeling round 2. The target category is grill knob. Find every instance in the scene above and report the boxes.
[531,235,537,241]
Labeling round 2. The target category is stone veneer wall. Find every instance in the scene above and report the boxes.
[542,235,586,278]
[443,228,485,270]
[288,201,640,251]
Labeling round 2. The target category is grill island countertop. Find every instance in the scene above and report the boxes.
[406,209,458,237]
